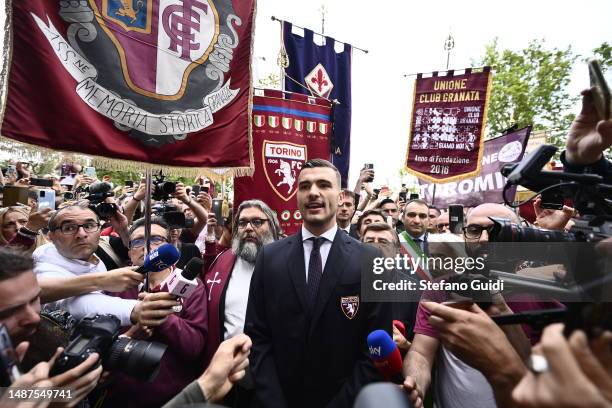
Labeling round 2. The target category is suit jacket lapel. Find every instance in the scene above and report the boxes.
[309,229,350,335]
[287,231,309,313]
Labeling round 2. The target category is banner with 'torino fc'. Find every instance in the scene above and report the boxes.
[0,0,255,174]
[234,90,332,235]
[405,68,492,183]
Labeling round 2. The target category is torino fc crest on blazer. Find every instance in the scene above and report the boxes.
[263,141,307,201]
[30,0,243,145]
[340,296,359,319]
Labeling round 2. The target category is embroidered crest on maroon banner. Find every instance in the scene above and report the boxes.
[319,122,328,135]
[306,121,316,133]
[340,295,359,319]
[268,116,280,128]
[305,63,334,98]
[254,115,264,127]
[262,140,307,201]
[28,0,244,146]
[294,119,304,132]
[281,117,293,130]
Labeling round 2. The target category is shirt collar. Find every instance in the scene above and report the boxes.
[406,231,427,241]
[302,224,338,243]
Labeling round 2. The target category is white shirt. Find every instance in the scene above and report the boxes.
[223,257,255,340]
[302,225,337,282]
[33,243,138,326]
[434,347,496,408]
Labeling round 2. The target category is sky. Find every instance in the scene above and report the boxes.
[1,1,611,188]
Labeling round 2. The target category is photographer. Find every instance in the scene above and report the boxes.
[124,179,208,240]
[402,203,551,408]
[34,203,142,326]
[0,248,102,407]
[101,216,207,408]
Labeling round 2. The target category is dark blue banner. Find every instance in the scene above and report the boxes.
[283,21,352,187]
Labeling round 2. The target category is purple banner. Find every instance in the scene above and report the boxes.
[418,126,531,208]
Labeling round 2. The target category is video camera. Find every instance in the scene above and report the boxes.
[50,314,167,382]
[484,144,612,337]
[152,171,176,201]
[84,181,117,220]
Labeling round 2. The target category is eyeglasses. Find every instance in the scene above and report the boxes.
[129,235,167,249]
[462,224,493,240]
[54,222,100,235]
[237,218,268,229]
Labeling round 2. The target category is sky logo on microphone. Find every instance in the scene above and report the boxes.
[149,249,159,260]
[368,345,381,357]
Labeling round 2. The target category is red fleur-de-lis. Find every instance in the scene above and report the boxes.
[311,68,328,93]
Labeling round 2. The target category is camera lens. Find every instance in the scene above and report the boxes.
[88,182,112,195]
[95,203,117,219]
[106,338,167,382]
[488,218,576,243]
[160,182,176,194]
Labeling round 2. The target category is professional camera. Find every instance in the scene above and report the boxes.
[50,314,167,382]
[152,171,176,201]
[150,202,194,229]
[486,144,612,336]
[84,181,117,220]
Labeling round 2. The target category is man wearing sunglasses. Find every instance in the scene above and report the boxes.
[102,216,207,408]
[34,203,143,326]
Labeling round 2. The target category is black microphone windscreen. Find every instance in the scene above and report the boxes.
[182,257,204,280]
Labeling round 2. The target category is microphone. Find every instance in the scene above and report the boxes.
[367,329,404,383]
[164,257,203,299]
[354,383,412,408]
[136,244,180,274]
[393,320,406,338]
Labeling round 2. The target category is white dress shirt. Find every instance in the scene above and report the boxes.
[302,225,337,282]
[223,257,255,340]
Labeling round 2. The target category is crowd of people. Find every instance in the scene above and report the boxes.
[0,87,610,408]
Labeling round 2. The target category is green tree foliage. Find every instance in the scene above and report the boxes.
[591,42,611,73]
[479,39,578,141]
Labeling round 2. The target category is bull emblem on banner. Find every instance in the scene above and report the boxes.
[263,141,307,201]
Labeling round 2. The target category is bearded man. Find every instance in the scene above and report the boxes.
[202,200,281,368]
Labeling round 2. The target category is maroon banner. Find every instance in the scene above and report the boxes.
[234,90,332,235]
[418,126,531,208]
[0,0,254,174]
[405,68,492,182]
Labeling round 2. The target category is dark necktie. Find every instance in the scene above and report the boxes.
[307,237,325,308]
[414,238,423,251]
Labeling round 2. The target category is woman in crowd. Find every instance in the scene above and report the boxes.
[0,205,50,253]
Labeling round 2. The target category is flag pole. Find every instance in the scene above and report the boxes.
[431,33,455,207]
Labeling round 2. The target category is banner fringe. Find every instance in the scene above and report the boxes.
[0,0,256,182]
[0,135,253,181]
[0,0,14,126]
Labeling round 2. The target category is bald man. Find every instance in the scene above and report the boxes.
[462,203,519,258]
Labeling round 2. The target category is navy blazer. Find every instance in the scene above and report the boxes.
[245,228,392,408]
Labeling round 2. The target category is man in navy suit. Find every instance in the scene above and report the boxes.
[245,159,392,408]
